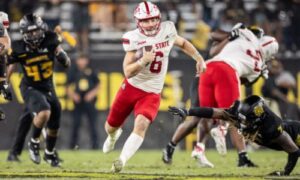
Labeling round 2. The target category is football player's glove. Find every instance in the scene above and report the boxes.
[268,171,287,176]
[228,29,240,41]
[0,81,12,101]
[261,64,269,79]
[168,106,188,120]
[224,100,244,128]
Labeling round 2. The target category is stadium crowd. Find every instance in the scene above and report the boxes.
[0,0,299,57]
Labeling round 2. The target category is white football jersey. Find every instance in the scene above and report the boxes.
[122,21,177,93]
[209,28,264,82]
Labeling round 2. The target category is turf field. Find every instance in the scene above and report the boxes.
[0,150,299,179]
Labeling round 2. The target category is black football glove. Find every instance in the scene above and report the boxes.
[168,106,188,120]
[228,29,240,41]
[0,81,12,101]
[224,100,243,127]
[268,171,288,176]
[225,100,241,118]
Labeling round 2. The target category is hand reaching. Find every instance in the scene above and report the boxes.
[168,106,188,120]
[196,60,207,74]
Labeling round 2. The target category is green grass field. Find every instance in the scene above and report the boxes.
[0,150,299,179]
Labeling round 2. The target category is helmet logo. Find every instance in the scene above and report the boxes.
[253,105,264,117]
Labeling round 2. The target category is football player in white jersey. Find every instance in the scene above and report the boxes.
[0,11,12,121]
[162,24,279,168]
[102,1,206,172]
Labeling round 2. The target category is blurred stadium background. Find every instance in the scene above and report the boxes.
[0,0,300,153]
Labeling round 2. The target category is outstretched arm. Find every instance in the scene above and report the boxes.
[168,101,241,125]
[269,131,300,176]
[168,106,236,122]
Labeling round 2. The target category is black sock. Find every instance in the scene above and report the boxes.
[32,125,42,140]
[46,135,57,152]
[169,141,177,148]
[238,151,247,159]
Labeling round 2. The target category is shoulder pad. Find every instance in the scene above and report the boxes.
[10,40,26,54]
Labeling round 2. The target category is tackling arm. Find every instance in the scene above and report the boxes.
[168,101,241,126]
[168,106,236,122]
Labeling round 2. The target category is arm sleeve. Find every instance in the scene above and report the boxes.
[122,32,137,52]
[188,107,214,118]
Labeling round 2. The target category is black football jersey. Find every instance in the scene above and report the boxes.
[253,105,284,150]
[8,31,62,91]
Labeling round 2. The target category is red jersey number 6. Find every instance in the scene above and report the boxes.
[150,51,163,73]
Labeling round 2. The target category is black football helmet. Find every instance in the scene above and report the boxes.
[247,25,264,39]
[19,14,47,48]
[238,95,266,134]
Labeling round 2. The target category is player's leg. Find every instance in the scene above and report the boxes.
[103,80,136,153]
[43,95,62,167]
[213,63,257,167]
[69,103,83,149]
[22,88,51,164]
[192,68,217,168]
[162,116,199,164]
[162,76,201,164]
[112,92,160,172]
[7,110,32,162]
[191,118,215,166]
[85,101,99,149]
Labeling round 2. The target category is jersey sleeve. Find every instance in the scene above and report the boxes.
[165,21,178,40]
[7,41,22,64]
[122,31,137,52]
[262,107,283,140]
[46,31,62,50]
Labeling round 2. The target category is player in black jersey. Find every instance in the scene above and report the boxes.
[168,95,300,176]
[6,14,70,167]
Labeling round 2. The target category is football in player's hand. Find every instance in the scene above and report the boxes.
[135,45,153,60]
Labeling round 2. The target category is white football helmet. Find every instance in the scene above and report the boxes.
[259,35,279,62]
[134,1,161,36]
[0,12,9,28]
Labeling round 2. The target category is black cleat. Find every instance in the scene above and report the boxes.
[44,150,61,167]
[54,150,63,163]
[238,152,258,167]
[162,143,175,164]
[28,140,41,164]
[7,152,20,162]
